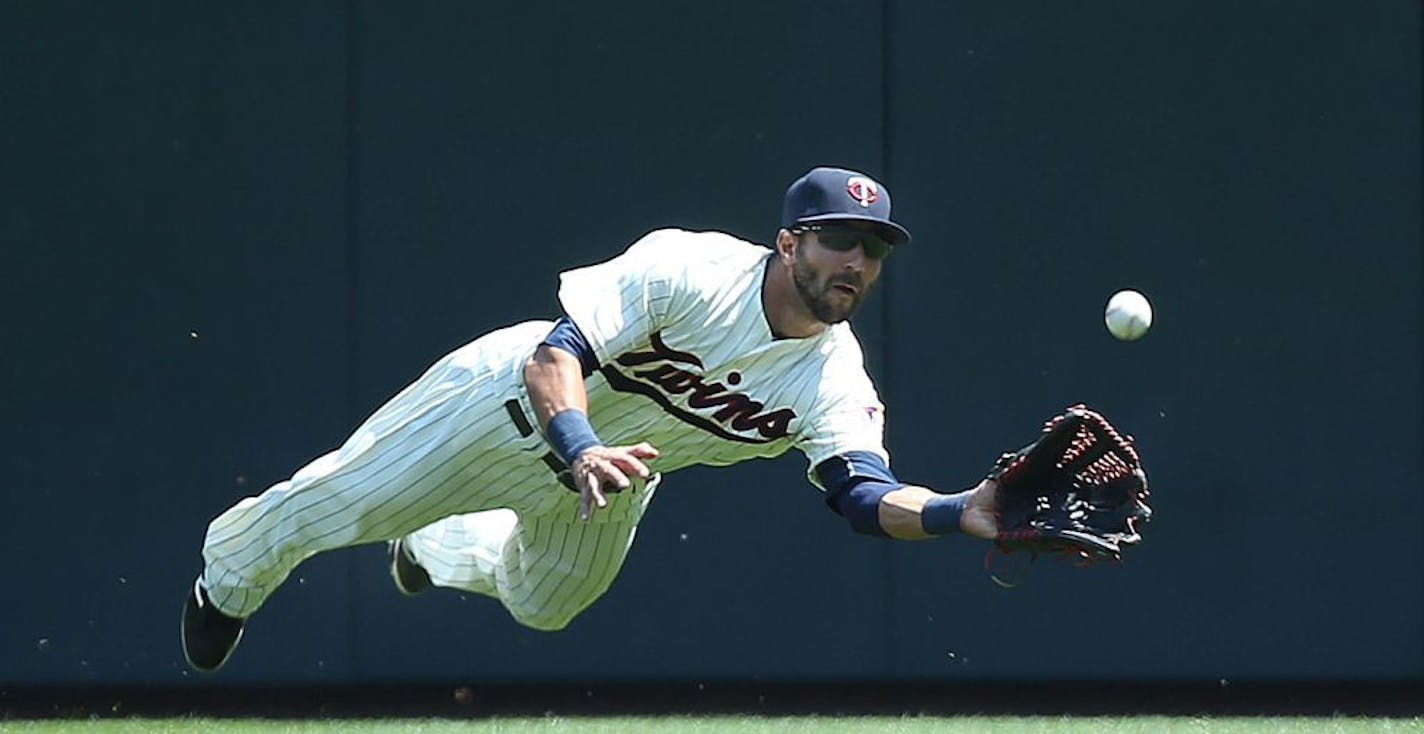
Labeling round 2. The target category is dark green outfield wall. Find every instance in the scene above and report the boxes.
[2,1,1418,685]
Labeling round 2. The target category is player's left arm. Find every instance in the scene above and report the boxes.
[877,482,998,540]
[816,452,998,541]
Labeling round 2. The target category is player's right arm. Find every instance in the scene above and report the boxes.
[524,322,659,521]
[528,231,695,520]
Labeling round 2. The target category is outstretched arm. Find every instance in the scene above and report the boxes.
[876,482,998,540]
[817,452,997,541]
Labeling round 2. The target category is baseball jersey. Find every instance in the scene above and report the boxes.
[557,228,890,486]
[196,228,890,628]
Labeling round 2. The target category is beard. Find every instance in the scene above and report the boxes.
[792,256,867,324]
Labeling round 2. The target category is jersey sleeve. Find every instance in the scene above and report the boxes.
[796,342,891,489]
[556,230,681,363]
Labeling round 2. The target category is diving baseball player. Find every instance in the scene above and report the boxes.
[182,166,1005,672]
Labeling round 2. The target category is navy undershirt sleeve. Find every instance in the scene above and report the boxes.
[815,451,902,538]
[540,316,600,377]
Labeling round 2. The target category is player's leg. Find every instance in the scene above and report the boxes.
[401,472,660,631]
[396,507,519,598]
[183,321,554,671]
[197,364,525,617]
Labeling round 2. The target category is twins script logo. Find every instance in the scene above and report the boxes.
[599,332,796,444]
[846,176,879,207]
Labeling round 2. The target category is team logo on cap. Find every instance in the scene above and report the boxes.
[846,176,879,207]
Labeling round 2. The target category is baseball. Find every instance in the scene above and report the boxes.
[1104,290,1152,341]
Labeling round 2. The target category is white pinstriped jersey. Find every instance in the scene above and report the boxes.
[558,228,890,485]
[197,228,892,630]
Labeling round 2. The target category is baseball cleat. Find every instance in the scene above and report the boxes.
[388,537,431,596]
[181,578,245,673]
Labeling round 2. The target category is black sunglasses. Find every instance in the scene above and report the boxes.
[792,224,894,260]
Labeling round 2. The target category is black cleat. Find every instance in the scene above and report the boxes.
[389,538,431,596]
[181,578,245,673]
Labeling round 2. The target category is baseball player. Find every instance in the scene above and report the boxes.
[181,166,1004,673]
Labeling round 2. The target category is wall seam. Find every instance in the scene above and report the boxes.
[344,0,362,679]
[879,0,898,679]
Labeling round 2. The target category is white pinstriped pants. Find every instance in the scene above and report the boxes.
[199,321,660,630]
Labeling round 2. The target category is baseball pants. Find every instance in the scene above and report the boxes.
[198,320,659,630]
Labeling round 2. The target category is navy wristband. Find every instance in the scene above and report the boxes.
[546,409,604,466]
[921,490,972,535]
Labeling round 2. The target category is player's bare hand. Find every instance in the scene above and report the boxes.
[960,478,999,540]
[571,443,660,521]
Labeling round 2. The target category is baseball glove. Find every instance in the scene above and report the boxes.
[989,404,1152,567]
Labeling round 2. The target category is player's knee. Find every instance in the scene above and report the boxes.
[508,605,580,632]
[505,588,612,631]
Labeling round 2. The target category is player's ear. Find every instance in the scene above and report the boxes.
[775,229,797,263]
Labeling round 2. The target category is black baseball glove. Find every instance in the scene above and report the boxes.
[989,404,1152,566]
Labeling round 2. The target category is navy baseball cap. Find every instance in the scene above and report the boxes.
[781,166,911,245]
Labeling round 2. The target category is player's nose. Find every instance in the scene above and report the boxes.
[842,243,868,270]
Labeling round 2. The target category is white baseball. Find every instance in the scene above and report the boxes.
[1105,290,1152,341]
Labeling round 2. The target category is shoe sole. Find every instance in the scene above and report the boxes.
[389,539,432,596]
[181,579,244,673]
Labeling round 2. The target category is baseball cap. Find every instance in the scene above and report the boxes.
[781,166,911,245]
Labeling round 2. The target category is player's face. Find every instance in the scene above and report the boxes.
[790,223,888,324]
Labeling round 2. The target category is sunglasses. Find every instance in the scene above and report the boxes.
[792,224,894,260]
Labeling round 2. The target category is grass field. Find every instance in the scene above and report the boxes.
[1,718,1422,734]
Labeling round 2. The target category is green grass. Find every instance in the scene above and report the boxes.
[1,718,1422,734]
